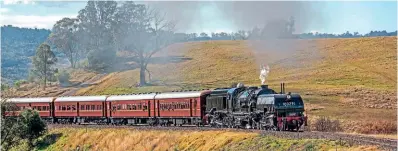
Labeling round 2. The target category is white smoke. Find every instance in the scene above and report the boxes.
[259,64,270,85]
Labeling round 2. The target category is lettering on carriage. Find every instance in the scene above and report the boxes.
[111,102,148,111]
[159,101,190,111]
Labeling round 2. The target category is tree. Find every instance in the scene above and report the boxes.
[236,30,248,40]
[31,43,57,90]
[200,32,208,37]
[114,2,175,85]
[48,17,82,68]
[18,109,47,150]
[1,99,22,151]
[77,0,118,72]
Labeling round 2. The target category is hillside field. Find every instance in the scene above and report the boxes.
[14,127,381,151]
[9,37,397,134]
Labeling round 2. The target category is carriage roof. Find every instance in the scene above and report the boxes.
[55,96,107,102]
[7,97,54,103]
[155,91,209,99]
[107,93,156,101]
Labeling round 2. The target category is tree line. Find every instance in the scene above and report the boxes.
[43,1,175,86]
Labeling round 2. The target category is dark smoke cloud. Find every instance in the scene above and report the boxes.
[138,1,323,33]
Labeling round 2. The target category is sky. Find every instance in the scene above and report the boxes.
[0,0,396,34]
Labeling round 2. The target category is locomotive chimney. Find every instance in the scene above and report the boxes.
[280,83,283,94]
[283,83,285,94]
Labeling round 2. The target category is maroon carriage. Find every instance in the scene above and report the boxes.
[5,97,54,122]
[54,96,107,124]
[154,90,211,126]
[106,93,157,125]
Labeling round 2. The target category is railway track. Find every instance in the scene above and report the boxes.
[48,124,397,150]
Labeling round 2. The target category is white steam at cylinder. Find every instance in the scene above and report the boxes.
[259,64,270,84]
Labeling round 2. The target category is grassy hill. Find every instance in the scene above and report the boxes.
[9,36,397,134]
[74,37,397,134]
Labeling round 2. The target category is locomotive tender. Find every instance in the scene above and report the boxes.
[4,83,307,131]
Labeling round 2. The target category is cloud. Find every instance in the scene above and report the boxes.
[0,8,10,13]
[3,0,36,5]
[0,14,77,29]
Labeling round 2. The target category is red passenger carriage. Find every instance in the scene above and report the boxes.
[54,96,107,124]
[5,97,54,122]
[154,90,211,126]
[106,93,156,125]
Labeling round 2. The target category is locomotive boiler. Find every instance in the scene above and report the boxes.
[205,83,307,131]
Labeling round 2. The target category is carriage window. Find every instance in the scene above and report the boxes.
[58,106,61,110]
[81,105,85,110]
[44,106,48,111]
[116,104,121,110]
[143,104,148,110]
[38,106,42,111]
[112,105,117,111]
[97,105,101,110]
[127,104,131,110]
[72,105,76,110]
[61,106,66,111]
[91,105,95,110]
[86,105,90,110]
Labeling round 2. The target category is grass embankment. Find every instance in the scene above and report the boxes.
[30,128,379,151]
[74,37,396,134]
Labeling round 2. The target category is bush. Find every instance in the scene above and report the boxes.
[87,48,116,72]
[1,84,9,91]
[313,116,342,132]
[14,80,27,89]
[56,70,70,84]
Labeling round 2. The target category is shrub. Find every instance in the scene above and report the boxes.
[14,80,27,89]
[313,116,342,132]
[56,70,70,84]
[1,84,9,91]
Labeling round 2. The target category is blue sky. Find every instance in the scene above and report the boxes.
[0,0,396,34]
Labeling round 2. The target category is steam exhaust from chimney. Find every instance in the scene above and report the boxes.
[259,64,270,85]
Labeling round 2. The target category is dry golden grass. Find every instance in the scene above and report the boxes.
[40,128,380,151]
[6,69,98,97]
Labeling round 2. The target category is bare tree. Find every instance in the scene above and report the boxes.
[115,2,176,85]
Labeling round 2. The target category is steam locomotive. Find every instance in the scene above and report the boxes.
[205,83,307,131]
[5,83,307,131]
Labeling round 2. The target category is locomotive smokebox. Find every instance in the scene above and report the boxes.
[260,85,268,89]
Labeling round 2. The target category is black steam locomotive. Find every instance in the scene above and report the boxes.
[205,83,307,131]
